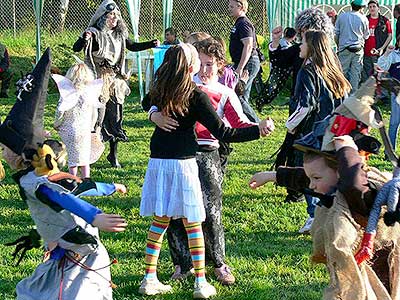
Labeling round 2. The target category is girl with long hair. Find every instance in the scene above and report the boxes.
[139,43,272,298]
[285,30,351,234]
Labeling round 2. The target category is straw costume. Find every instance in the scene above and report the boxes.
[276,77,400,299]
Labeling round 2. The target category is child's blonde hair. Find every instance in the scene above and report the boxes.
[184,32,211,45]
[65,63,95,90]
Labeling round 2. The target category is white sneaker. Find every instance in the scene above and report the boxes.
[138,278,172,295]
[298,217,314,234]
[193,281,217,299]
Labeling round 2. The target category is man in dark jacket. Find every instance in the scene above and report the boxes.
[394,4,400,44]
[361,0,392,82]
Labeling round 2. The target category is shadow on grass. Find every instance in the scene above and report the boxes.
[111,274,325,300]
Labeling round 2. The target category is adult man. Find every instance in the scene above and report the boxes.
[163,27,180,45]
[0,42,12,98]
[335,0,369,93]
[361,0,392,82]
[228,0,259,122]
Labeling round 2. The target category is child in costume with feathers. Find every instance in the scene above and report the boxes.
[53,61,104,178]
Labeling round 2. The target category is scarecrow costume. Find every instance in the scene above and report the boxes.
[0,48,123,300]
[276,77,400,299]
[73,0,158,168]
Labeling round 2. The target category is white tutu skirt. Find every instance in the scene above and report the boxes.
[140,158,206,223]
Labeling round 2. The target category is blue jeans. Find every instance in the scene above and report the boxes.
[235,54,260,122]
[305,195,317,218]
[338,48,363,94]
[389,92,400,151]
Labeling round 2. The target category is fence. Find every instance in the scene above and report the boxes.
[0,0,269,41]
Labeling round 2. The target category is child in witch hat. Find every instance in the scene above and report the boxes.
[0,48,128,300]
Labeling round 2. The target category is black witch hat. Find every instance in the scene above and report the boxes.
[0,48,51,158]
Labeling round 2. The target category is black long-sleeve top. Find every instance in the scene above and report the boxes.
[276,147,375,217]
[142,87,260,159]
[269,43,303,96]
[73,36,157,53]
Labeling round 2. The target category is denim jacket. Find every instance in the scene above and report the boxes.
[287,63,341,136]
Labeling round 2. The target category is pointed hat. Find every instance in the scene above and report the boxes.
[0,47,51,156]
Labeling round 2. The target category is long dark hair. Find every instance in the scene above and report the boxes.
[303,30,351,99]
[96,11,128,39]
[150,45,196,116]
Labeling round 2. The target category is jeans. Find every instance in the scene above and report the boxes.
[361,55,377,83]
[305,195,317,218]
[389,92,400,151]
[338,48,364,94]
[235,54,260,122]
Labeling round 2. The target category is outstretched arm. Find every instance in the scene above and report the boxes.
[36,184,102,224]
[126,39,159,52]
[77,181,126,197]
[36,185,127,232]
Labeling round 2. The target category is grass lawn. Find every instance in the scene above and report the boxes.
[0,67,395,299]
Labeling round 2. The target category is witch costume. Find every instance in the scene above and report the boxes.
[73,0,158,167]
[0,48,124,300]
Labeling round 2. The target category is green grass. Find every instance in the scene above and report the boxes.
[0,91,394,300]
[0,34,395,298]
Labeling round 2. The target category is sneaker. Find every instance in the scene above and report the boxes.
[171,265,195,280]
[193,281,217,299]
[298,217,314,234]
[214,264,235,285]
[138,278,172,296]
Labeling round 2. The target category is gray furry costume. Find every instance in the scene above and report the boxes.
[73,0,157,167]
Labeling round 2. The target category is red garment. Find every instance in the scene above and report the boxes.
[364,17,392,56]
[194,77,256,148]
[365,18,379,56]
[330,115,357,136]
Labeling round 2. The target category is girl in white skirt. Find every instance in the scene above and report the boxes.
[139,43,271,299]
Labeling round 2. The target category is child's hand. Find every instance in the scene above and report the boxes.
[384,45,395,56]
[240,70,249,83]
[259,117,275,137]
[114,183,127,194]
[92,213,127,232]
[249,171,277,189]
[151,112,179,132]
[333,135,358,151]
